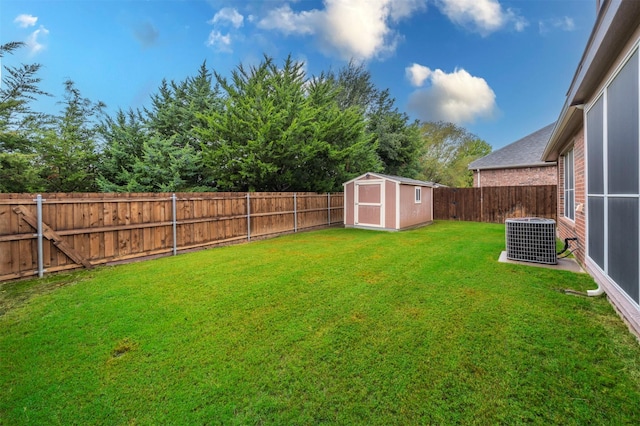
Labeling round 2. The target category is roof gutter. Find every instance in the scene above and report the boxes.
[469,162,557,172]
[542,103,584,162]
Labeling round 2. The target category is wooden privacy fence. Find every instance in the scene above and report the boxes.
[433,185,557,223]
[0,192,344,283]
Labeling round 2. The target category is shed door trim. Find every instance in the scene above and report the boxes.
[395,182,400,229]
[354,179,385,227]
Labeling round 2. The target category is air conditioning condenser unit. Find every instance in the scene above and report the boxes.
[505,218,557,265]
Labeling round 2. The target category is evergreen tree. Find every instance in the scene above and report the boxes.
[329,62,422,177]
[143,61,222,188]
[99,63,220,192]
[120,135,201,192]
[96,109,147,192]
[36,80,105,192]
[0,42,49,192]
[197,55,380,192]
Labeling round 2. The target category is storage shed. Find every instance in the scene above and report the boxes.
[343,173,436,231]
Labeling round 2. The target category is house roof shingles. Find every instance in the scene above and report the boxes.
[468,122,556,171]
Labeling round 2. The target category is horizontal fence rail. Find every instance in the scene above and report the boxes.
[0,192,344,282]
[433,185,557,223]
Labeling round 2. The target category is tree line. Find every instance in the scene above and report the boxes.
[0,42,491,193]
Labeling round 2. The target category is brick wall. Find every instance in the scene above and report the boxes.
[473,166,557,187]
[557,128,586,265]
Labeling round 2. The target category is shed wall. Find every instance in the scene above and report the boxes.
[399,185,433,229]
[344,182,354,225]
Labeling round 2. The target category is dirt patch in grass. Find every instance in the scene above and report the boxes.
[0,271,90,316]
[110,338,139,360]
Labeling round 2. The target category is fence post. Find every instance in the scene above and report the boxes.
[327,193,331,225]
[294,193,298,233]
[35,194,44,278]
[246,193,251,241]
[172,194,177,256]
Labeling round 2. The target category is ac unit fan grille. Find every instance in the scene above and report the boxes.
[506,218,557,265]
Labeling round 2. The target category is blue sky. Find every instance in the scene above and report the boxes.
[2,0,596,149]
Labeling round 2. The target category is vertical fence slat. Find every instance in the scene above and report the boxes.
[172,194,177,256]
[246,193,251,242]
[294,193,298,232]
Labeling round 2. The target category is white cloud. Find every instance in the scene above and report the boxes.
[206,30,232,52]
[209,7,244,29]
[26,25,49,55]
[561,17,576,31]
[513,15,529,32]
[14,14,38,28]
[388,0,428,22]
[435,0,526,35]
[406,63,432,87]
[407,66,497,124]
[258,0,427,61]
[258,4,320,35]
[539,16,575,34]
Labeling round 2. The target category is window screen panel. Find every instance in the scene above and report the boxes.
[607,50,639,195]
[608,197,639,303]
[587,96,604,195]
[588,196,605,270]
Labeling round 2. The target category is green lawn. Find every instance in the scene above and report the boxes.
[2,221,640,424]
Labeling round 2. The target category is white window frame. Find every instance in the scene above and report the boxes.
[563,148,575,221]
[415,187,422,203]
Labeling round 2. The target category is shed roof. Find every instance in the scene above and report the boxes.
[468,123,556,171]
[343,172,438,187]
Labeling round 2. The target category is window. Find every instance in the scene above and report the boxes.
[415,187,422,203]
[585,48,639,303]
[563,148,575,220]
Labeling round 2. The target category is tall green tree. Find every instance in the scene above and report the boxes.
[367,91,422,177]
[197,55,379,192]
[329,62,422,177]
[302,73,380,191]
[143,62,221,189]
[98,63,220,192]
[417,121,491,187]
[0,42,49,192]
[36,80,105,192]
[96,109,147,191]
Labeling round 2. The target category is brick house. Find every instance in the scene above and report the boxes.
[542,0,640,336]
[468,123,557,187]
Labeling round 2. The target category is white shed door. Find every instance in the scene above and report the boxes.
[355,180,384,227]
